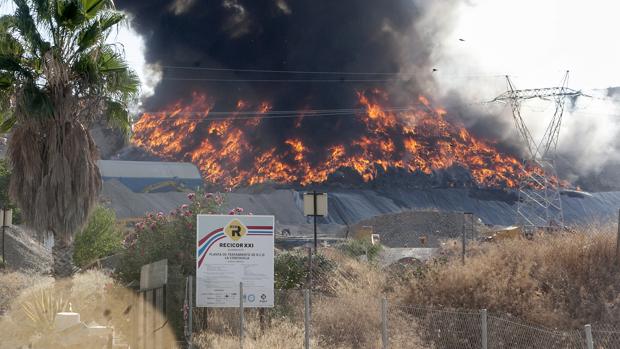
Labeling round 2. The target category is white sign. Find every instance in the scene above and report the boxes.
[303,192,328,216]
[196,215,274,308]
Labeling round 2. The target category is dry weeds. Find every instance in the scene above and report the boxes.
[408,226,620,329]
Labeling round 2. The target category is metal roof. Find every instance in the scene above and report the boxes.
[98,160,202,179]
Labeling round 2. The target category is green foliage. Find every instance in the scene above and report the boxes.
[274,252,334,290]
[0,159,11,208]
[73,205,122,267]
[116,191,228,283]
[0,0,138,133]
[0,159,21,224]
[338,239,383,261]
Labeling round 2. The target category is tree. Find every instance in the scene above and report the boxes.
[0,0,139,277]
[73,205,122,268]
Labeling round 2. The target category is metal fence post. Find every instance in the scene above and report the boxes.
[239,282,244,349]
[616,208,620,266]
[381,297,388,349]
[584,324,593,349]
[188,275,193,348]
[304,289,311,349]
[481,309,488,349]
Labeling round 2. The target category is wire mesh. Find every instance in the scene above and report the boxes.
[390,305,483,349]
[591,324,620,349]
[488,315,583,349]
[189,288,306,347]
[310,292,383,348]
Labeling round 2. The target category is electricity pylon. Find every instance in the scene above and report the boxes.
[492,71,582,233]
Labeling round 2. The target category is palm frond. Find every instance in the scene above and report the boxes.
[31,0,53,23]
[54,0,85,30]
[76,19,101,52]
[0,72,13,90]
[97,45,127,72]
[104,99,130,134]
[14,0,49,54]
[98,11,124,33]
[81,0,112,19]
[21,81,54,119]
[0,54,31,78]
[0,113,17,132]
[0,15,16,32]
[104,67,139,99]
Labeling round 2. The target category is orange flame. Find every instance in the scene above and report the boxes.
[133,90,528,188]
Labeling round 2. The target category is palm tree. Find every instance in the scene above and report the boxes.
[0,0,139,277]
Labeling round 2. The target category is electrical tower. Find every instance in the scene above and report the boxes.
[492,71,582,234]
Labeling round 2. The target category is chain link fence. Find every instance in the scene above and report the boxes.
[591,324,620,349]
[182,286,620,349]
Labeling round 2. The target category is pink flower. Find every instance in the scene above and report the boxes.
[234,207,244,213]
[228,210,235,215]
[150,223,157,229]
[205,193,213,199]
[187,193,196,200]
[147,213,154,219]
[184,211,192,217]
[170,211,176,216]
[181,204,189,210]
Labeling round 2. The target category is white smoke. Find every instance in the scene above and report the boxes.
[421,0,620,177]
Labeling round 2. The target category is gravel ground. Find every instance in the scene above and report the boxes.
[349,210,487,248]
[0,226,51,273]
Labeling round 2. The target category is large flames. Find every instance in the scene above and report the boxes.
[132,90,523,188]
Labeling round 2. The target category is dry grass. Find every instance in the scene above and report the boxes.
[408,226,620,329]
[0,270,176,349]
[0,270,52,315]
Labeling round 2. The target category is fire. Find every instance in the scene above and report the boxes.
[132,90,526,188]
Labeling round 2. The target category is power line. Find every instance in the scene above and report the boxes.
[127,61,511,80]
[157,65,402,76]
[158,77,406,83]
[133,100,495,123]
[139,107,416,116]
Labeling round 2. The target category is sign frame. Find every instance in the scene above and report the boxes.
[196,214,275,308]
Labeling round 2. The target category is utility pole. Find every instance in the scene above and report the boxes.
[492,71,582,235]
[313,190,317,251]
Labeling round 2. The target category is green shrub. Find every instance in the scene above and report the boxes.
[338,239,382,261]
[0,159,20,224]
[116,191,227,283]
[73,206,123,267]
[275,252,334,290]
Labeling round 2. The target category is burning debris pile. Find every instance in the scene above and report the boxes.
[132,90,523,188]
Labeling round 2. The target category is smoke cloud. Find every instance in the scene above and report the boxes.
[117,0,620,189]
[427,0,620,186]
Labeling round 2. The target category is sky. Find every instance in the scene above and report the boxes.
[435,0,620,91]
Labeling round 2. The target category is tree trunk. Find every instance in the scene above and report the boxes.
[52,238,75,278]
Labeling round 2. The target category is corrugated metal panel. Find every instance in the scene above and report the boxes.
[98,160,202,179]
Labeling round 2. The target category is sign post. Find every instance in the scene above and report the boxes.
[196,215,275,308]
[303,192,327,253]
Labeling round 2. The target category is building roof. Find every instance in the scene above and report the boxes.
[98,160,202,179]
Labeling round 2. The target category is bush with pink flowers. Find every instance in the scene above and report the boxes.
[116,191,230,283]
